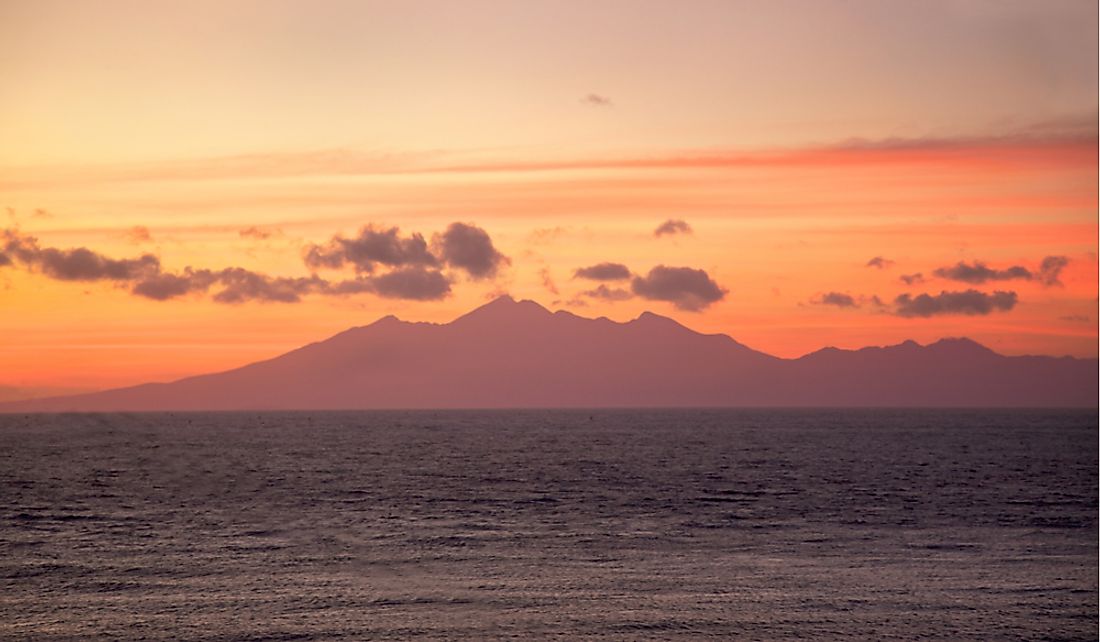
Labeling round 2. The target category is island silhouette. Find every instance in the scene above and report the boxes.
[3,295,1095,411]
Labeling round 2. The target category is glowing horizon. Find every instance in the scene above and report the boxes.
[0,0,1096,394]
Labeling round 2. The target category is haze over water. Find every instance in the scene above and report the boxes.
[1,409,1095,640]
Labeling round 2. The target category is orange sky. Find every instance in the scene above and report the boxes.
[0,0,1097,394]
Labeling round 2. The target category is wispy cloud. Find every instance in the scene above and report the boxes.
[581,93,612,107]
[6,133,1093,189]
[239,226,283,241]
[538,267,559,295]
[126,226,154,244]
[582,284,633,302]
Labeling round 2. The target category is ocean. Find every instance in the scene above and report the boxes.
[0,409,1096,640]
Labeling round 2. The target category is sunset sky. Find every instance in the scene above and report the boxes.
[1,0,1097,394]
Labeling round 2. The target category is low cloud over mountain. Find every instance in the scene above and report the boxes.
[582,284,633,301]
[631,265,727,311]
[303,225,439,273]
[434,222,510,279]
[893,289,1018,317]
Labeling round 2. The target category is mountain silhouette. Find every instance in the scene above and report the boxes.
[2,296,1095,411]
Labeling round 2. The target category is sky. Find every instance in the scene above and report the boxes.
[0,0,1097,394]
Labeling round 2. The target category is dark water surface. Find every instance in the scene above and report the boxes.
[0,409,1096,640]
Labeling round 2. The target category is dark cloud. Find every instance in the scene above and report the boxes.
[2,230,160,281]
[865,256,893,269]
[212,269,325,304]
[581,93,612,107]
[583,284,633,301]
[302,244,345,270]
[0,227,459,304]
[653,219,692,237]
[368,268,450,300]
[8,221,506,301]
[812,292,887,309]
[38,248,160,282]
[933,261,1031,284]
[131,267,324,304]
[818,292,858,308]
[1038,255,1069,286]
[899,273,925,285]
[630,265,727,311]
[894,289,1018,318]
[435,222,509,279]
[573,262,632,281]
[327,267,451,301]
[304,225,437,273]
[131,268,217,300]
[932,256,1070,287]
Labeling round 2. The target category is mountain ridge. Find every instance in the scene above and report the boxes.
[2,295,1095,411]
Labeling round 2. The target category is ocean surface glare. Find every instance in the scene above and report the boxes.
[0,409,1096,640]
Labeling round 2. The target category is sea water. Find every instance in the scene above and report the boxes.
[1,409,1096,640]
